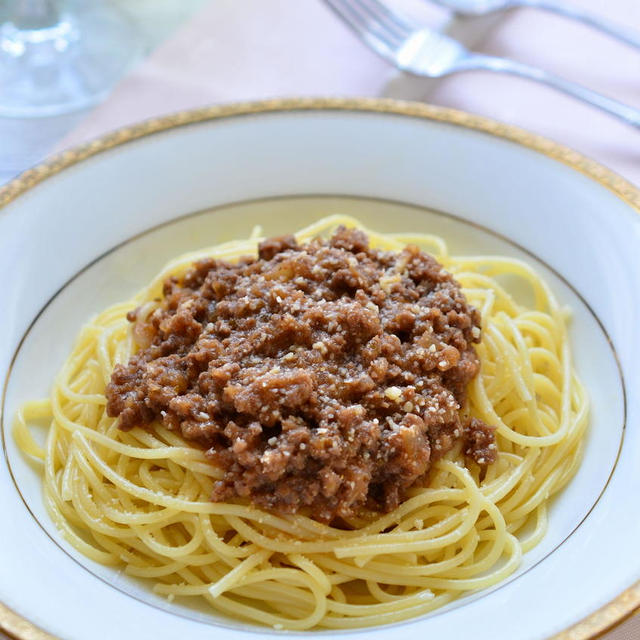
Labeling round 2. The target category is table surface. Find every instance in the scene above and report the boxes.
[2,1,639,638]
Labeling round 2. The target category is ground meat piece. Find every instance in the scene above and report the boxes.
[258,234,298,261]
[464,417,498,465]
[106,226,496,522]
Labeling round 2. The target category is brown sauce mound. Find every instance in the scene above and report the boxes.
[106,227,496,522]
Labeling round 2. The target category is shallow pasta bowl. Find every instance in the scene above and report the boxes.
[0,98,639,640]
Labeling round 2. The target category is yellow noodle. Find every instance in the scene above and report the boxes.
[14,215,588,629]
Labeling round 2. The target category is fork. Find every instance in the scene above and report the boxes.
[324,0,640,128]
[428,0,640,51]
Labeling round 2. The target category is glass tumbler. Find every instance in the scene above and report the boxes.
[0,0,141,117]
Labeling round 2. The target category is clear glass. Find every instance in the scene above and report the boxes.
[0,0,141,118]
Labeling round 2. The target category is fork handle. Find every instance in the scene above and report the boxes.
[518,0,640,50]
[458,54,640,128]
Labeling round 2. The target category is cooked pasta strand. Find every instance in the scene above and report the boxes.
[14,216,588,630]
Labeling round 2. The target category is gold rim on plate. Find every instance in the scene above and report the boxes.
[0,97,638,640]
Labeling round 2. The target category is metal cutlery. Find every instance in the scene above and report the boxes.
[324,0,640,128]
[428,0,640,51]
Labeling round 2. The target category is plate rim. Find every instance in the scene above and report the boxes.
[0,96,638,640]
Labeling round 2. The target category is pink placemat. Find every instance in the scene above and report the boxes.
[55,1,639,638]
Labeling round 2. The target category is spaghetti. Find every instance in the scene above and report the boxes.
[15,215,588,630]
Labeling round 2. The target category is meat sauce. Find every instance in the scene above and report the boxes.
[106,227,496,522]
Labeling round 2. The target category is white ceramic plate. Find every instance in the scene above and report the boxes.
[1,99,639,640]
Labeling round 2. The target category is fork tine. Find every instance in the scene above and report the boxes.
[324,0,405,56]
[351,0,413,40]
